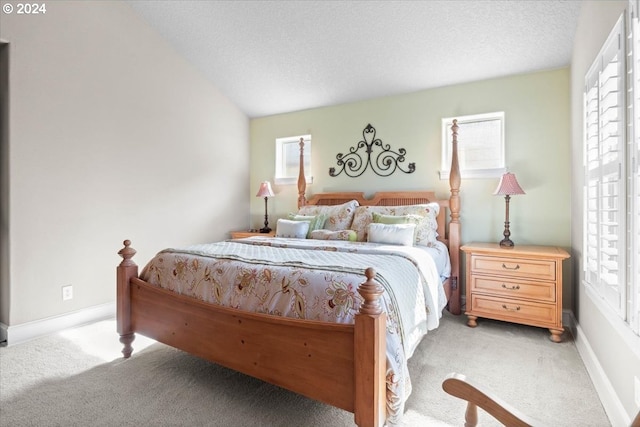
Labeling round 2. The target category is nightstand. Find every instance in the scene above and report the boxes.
[230,230,276,239]
[461,242,570,342]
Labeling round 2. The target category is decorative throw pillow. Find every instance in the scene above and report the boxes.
[351,203,440,246]
[309,229,357,241]
[367,223,417,246]
[297,200,359,231]
[372,212,423,245]
[275,219,310,239]
[287,213,328,238]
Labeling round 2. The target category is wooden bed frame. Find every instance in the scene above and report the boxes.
[117,120,461,427]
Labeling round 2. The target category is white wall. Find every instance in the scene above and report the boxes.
[0,1,249,327]
[570,1,640,424]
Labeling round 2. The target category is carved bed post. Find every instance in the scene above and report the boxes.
[448,120,462,315]
[354,268,386,427]
[297,137,307,209]
[117,239,138,358]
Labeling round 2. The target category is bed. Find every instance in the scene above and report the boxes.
[116,120,461,427]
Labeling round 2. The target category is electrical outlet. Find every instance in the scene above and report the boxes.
[635,376,640,407]
[62,285,73,301]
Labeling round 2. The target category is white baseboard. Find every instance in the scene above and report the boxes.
[0,302,115,346]
[570,310,631,427]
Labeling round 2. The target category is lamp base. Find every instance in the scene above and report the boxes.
[259,227,272,233]
[499,238,514,248]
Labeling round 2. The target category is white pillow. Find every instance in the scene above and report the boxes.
[275,219,310,239]
[367,223,417,246]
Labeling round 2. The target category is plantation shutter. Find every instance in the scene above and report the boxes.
[628,0,640,333]
[585,60,600,291]
[584,16,626,315]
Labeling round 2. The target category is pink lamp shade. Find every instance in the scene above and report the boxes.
[494,173,525,196]
[256,181,274,198]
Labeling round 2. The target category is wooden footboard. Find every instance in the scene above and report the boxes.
[117,241,386,427]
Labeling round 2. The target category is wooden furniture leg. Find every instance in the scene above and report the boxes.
[549,328,563,343]
[354,268,386,427]
[447,119,462,315]
[117,240,138,358]
[467,315,478,328]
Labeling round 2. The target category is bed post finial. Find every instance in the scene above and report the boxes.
[297,137,307,209]
[358,268,384,315]
[118,239,137,267]
[448,120,462,315]
[117,239,138,358]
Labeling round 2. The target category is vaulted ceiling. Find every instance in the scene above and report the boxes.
[128,0,583,118]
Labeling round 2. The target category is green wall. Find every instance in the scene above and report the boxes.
[250,68,571,305]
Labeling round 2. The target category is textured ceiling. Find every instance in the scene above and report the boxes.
[128,0,583,118]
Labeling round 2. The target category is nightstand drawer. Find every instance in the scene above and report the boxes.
[469,276,556,302]
[470,255,556,281]
[469,295,557,325]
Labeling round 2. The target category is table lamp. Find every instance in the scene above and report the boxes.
[256,181,275,233]
[494,172,525,247]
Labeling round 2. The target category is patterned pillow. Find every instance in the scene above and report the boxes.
[309,229,357,241]
[351,203,440,246]
[297,200,359,231]
[275,219,310,239]
[287,213,328,238]
[367,223,416,246]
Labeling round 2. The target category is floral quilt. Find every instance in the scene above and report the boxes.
[139,236,446,423]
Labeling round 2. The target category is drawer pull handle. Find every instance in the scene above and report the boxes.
[501,304,521,312]
[501,284,520,290]
[502,263,520,270]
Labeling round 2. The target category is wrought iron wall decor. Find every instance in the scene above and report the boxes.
[329,124,415,178]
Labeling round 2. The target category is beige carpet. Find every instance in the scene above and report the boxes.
[0,311,611,426]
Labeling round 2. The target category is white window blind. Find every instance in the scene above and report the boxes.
[584,15,626,316]
[628,0,640,333]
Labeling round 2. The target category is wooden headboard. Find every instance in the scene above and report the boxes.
[292,121,462,315]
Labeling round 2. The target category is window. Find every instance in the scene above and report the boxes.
[583,5,640,336]
[584,14,625,316]
[440,112,505,179]
[628,0,640,334]
[274,134,312,186]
